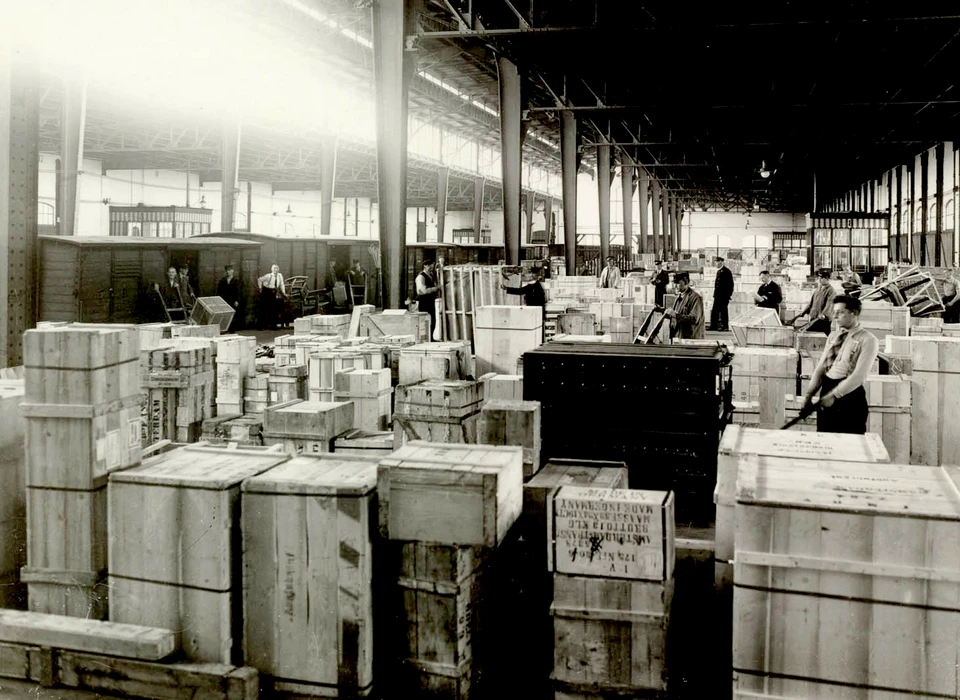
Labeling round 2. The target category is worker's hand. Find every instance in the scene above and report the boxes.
[153,283,159,292]
[820,392,836,409]
[663,308,676,318]
[802,394,814,410]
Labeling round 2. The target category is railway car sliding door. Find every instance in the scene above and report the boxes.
[79,248,112,322]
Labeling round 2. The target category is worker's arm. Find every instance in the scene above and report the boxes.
[675,295,704,328]
[502,285,525,296]
[827,333,879,400]
[415,274,437,296]
[278,274,286,297]
[820,287,837,319]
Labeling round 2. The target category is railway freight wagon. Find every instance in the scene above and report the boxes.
[38,236,263,325]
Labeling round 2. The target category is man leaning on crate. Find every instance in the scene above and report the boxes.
[802,295,879,434]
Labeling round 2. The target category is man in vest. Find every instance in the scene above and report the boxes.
[257,264,286,330]
[803,295,878,434]
[415,259,440,340]
[664,272,705,340]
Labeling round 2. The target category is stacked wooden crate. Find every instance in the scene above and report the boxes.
[730,307,782,347]
[587,302,630,333]
[480,373,523,403]
[714,426,890,588]
[0,379,26,608]
[267,363,307,404]
[377,442,524,697]
[864,374,912,463]
[109,444,289,663]
[294,313,352,338]
[733,457,960,699]
[860,301,911,338]
[140,340,215,445]
[273,334,339,367]
[260,399,354,455]
[360,310,432,344]
[200,413,260,446]
[394,380,483,449]
[729,347,798,426]
[477,400,541,479]
[332,428,395,457]
[334,367,392,431]
[242,454,379,697]
[21,325,143,619]
[911,336,960,466]
[242,373,270,414]
[556,312,596,336]
[547,486,675,698]
[212,335,256,416]
[474,306,543,376]
[365,334,418,383]
[309,351,367,402]
[911,316,944,337]
[399,341,474,386]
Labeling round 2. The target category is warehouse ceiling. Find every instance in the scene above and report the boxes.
[412,2,960,212]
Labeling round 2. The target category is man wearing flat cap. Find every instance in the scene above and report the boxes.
[798,268,836,335]
[664,271,705,339]
[709,256,734,331]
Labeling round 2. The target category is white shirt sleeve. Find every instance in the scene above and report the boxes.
[415,273,428,296]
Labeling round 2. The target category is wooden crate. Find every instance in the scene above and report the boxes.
[212,335,257,406]
[108,444,289,663]
[242,454,378,698]
[481,374,523,403]
[865,374,913,464]
[308,351,366,401]
[860,302,911,339]
[377,442,523,547]
[335,367,393,431]
[551,574,672,694]
[477,399,541,479]
[189,297,235,332]
[557,313,596,336]
[393,380,483,448]
[714,425,890,561]
[294,313,352,338]
[729,347,799,426]
[911,337,960,466]
[794,330,828,356]
[733,456,960,698]
[608,316,633,343]
[737,325,794,348]
[0,380,26,609]
[547,486,675,582]
[333,428,396,456]
[267,363,307,404]
[474,306,543,376]
[552,333,612,343]
[360,310,432,344]
[262,399,355,442]
[399,342,474,386]
[19,568,108,620]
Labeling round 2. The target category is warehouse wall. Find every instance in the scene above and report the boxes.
[684,212,806,250]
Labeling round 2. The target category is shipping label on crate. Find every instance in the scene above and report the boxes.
[549,486,672,581]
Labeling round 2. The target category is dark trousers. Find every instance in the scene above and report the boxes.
[258,287,278,330]
[710,298,730,331]
[817,375,868,434]
[655,287,667,308]
[806,318,832,336]
[420,297,437,340]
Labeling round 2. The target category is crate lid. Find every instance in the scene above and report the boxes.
[242,454,379,496]
[719,425,890,464]
[111,445,289,489]
[379,441,522,472]
[735,454,960,520]
[270,400,348,414]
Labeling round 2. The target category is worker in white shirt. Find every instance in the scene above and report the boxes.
[257,264,286,330]
[599,256,621,289]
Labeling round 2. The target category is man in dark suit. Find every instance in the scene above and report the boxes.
[217,264,243,330]
[650,260,670,307]
[709,256,734,331]
[754,270,783,310]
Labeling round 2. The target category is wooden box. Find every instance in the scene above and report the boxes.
[398,342,474,386]
[477,400,541,479]
[20,568,108,620]
[911,337,960,466]
[308,352,366,402]
[739,325,795,348]
[393,380,483,448]
[294,314,352,338]
[335,368,393,432]
[714,425,890,561]
[865,374,913,463]
[729,347,798,426]
[482,374,523,403]
[557,313,596,336]
[733,456,960,698]
[377,442,523,547]
[262,399,355,441]
[551,574,672,694]
[108,444,289,663]
[860,302,911,339]
[333,428,396,456]
[0,381,26,608]
[474,306,543,376]
[189,297,235,333]
[242,454,378,697]
[794,330,828,356]
[548,486,675,582]
[359,311,432,344]
[268,364,307,404]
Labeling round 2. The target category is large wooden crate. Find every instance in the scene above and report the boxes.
[189,297,235,332]
[864,374,913,463]
[308,351,366,402]
[547,486,675,582]
[911,336,960,466]
[294,313,352,338]
[360,310,432,344]
[242,454,378,698]
[551,574,672,695]
[477,399,541,479]
[474,306,543,376]
[733,456,960,699]
[393,380,483,449]
[729,347,798,426]
[398,341,474,386]
[377,442,523,547]
[333,428,395,457]
[0,381,26,609]
[480,374,523,403]
[794,330,827,357]
[212,335,256,413]
[860,301,911,339]
[715,425,890,562]
[267,363,307,404]
[261,399,354,455]
[334,367,392,432]
[557,313,596,336]
[108,444,289,663]
[737,325,794,348]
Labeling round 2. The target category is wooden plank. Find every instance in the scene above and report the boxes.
[0,610,176,661]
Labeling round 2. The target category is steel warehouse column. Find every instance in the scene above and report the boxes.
[544,197,554,245]
[621,155,633,263]
[436,166,449,244]
[896,166,903,261]
[662,189,671,257]
[560,109,578,273]
[319,134,337,237]
[935,142,944,266]
[525,191,534,245]
[220,120,241,232]
[673,199,682,253]
[921,150,929,266]
[638,167,648,255]
[473,177,485,242]
[0,53,39,366]
[373,0,415,308]
[58,72,86,237]
[498,56,522,266]
[651,178,661,259]
[597,141,611,262]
